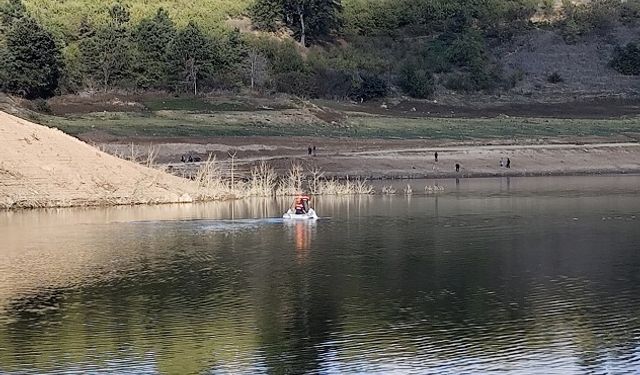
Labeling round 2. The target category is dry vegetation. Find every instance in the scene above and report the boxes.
[186,158,375,198]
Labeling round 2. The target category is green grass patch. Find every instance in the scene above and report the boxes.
[142,98,257,112]
[40,110,640,140]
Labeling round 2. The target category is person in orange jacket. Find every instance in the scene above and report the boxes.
[294,194,311,214]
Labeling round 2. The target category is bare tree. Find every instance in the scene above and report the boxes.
[247,50,269,91]
[297,2,306,47]
[184,57,198,95]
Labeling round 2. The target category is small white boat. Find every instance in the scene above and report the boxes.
[283,208,318,220]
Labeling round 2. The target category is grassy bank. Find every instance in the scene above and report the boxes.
[37,109,640,141]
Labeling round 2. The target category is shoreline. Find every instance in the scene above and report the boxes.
[2,171,638,211]
[3,105,640,210]
[139,140,640,183]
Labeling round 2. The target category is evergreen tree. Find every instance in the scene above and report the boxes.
[133,8,176,88]
[283,0,342,46]
[167,22,218,94]
[1,16,62,98]
[249,0,283,32]
[0,0,25,28]
[79,3,133,89]
[250,0,341,46]
[109,2,130,26]
[217,28,248,88]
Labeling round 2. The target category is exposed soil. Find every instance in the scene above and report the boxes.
[94,135,640,180]
[0,111,219,209]
[319,97,640,120]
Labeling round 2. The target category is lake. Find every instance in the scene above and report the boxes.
[1,176,639,374]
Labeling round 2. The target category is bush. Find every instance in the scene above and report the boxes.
[446,30,488,70]
[399,63,435,99]
[29,98,52,114]
[443,64,503,93]
[610,43,640,75]
[274,71,315,97]
[312,67,354,99]
[547,71,564,84]
[420,40,453,73]
[619,0,640,25]
[443,73,476,92]
[349,71,387,101]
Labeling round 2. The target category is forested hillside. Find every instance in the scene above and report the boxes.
[1,0,640,102]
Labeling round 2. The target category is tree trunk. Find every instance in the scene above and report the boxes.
[102,64,109,91]
[250,55,255,91]
[192,61,196,95]
[298,4,306,47]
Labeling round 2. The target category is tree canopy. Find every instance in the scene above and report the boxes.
[1,0,640,100]
[1,16,61,98]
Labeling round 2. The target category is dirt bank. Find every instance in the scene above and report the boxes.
[97,136,640,180]
[0,112,220,209]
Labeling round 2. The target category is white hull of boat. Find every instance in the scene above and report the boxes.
[283,208,318,220]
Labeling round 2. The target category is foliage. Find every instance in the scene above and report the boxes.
[250,0,342,46]
[249,0,282,32]
[547,71,563,84]
[398,62,435,99]
[274,71,314,97]
[1,16,61,98]
[0,0,25,27]
[610,42,640,75]
[445,29,488,70]
[559,0,623,42]
[311,67,353,99]
[166,21,219,94]
[132,8,176,88]
[349,71,387,101]
[79,20,134,89]
[3,0,640,99]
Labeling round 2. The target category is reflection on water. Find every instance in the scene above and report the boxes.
[1,176,640,374]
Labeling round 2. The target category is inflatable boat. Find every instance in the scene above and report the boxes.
[283,208,318,220]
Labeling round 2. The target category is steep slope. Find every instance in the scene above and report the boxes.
[0,111,211,208]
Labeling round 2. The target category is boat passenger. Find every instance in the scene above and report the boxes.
[294,194,311,214]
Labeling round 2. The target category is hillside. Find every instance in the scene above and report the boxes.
[22,0,251,36]
[0,111,217,209]
[1,0,640,104]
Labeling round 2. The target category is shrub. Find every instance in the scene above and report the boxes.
[446,30,488,70]
[443,72,476,92]
[349,71,387,101]
[399,63,435,99]
[30,98,52,114]
[312,67,354,99]
[547,71,564,84]
[275,71,315,97]
[610,43,640,75]
[619,0,640,25]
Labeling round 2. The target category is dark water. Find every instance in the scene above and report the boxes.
[1,176,639,374]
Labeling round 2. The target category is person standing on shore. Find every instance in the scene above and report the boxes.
[313,145,316,156]
[455,163,460,173]
[308,146,312,156]
[506,158,511,168]
[434,152,438,162]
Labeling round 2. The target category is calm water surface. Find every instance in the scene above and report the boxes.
[1,176,639,374]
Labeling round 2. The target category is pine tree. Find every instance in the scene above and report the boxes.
[0,0,26,28]
[1,16,62,98]
[249,0,283,32]
[166,22,218,94]
[250,0,342,46]
[133,8,176,88]
[79,3,133,89]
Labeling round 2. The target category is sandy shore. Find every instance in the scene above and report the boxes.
[2,109,638,210]
[97,137,640,180]
[0,112,222,209]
